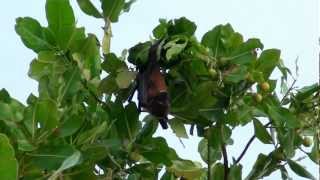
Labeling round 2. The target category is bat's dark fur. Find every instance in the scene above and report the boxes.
[129,40,170,129]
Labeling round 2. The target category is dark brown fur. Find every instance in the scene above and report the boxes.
[135,40,170,129]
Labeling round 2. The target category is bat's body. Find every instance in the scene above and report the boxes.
[135,40,170,129]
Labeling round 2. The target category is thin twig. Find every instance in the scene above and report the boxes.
[235,135,255,164]
[235,122,272,164]
[280,79,296,104]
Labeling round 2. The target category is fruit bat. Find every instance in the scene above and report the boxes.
[129,40,169,129]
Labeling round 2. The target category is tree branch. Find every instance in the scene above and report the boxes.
[208,138,211,179]
[221,143,229,180]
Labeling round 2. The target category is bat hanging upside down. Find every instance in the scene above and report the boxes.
[129,40,170,129]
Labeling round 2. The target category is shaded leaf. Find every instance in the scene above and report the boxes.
[253,119,273,144]
[256,49,280,79]
[101,0,125,22]
[115,69,136,89]
[169,118,188,139]
[287,159,316,180]
[0,134,18,180]
[102,53,126,74]
[211,163,224,180]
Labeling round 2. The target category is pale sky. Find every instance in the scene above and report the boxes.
[0,0,319,179]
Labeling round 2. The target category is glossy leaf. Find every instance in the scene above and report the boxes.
[15,17,53,52]
[77,0,102,18]
[46,0,75,50]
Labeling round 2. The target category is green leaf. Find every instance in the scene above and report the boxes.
[169,118,188,138]
[58,67,82,102]
[153,19,168,39]
[230,38,263,65]
[49,150,82,180]
[124,102,140,138]
[115,69,136,89]
[201,25,223,56]
[228,164,242,180]
[211,163,225,180]
[102,53,126,74]
[58,114,85,137]
[0,102,13,121]
[198,138,221,163]
[36,99,59,131]
[123,0,136,12]
[168,17,197,37]
[99,75,118,94]
[75,121,107,145]
[287,159,316,180]
[72,34,101,78]
[0,89,11,103]
[267,105,300,128]
[201,24,237,57]
[245,154,272,180]
[295,83,320,100]
[101,0,125,22]
[223,66,248,83]
[281,129,295,158]
[253,119,273,144]
[164,36,188,60]
[256,49,280,79]
[15,17,53,52]
[128,41,151,66]
[169,160,203,179]
[76,0,102,18]
[140,137,172,166]
[31,144,75,170]
[46,0,75,50]
[0,134,18,180]
[136,115,159,143]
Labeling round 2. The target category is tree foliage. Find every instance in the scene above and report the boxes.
[0,0,319,179]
